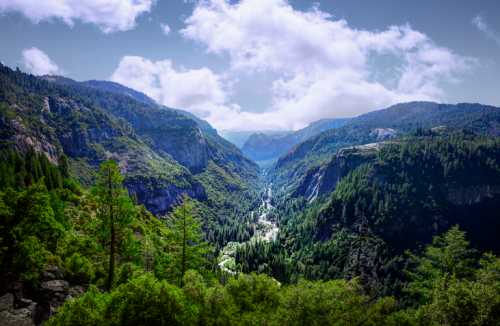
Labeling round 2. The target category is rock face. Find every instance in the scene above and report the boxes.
[0,293,35,326]
[0,64,259,218]
[294,144,380,201]
[126,177,207,216]
[1,264,86,325]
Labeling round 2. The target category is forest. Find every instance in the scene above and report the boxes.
[1,140,500,325]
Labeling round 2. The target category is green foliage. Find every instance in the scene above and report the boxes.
[107,273,195,326]
[165,196,212,286]
[0,181,65,285]
[0,149,66,191]
[47,271,414,326]
[93,160,137,290]
[44,286,109,326]
[241,134,500,295]
[406,226,476,303]
[405,228,500,326]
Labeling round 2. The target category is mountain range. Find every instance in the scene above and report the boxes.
[2,63,500,325]
[0,64,260,246]
[241,118,349,164]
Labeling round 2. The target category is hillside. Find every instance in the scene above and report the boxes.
[242,118,349,163]
[0,64,260,247]
[238,134,500,295]
[270,102,500,194]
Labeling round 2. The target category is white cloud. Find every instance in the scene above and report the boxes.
[111,56,235,121]
[177,0,473,131]
[0,0,153,33]
[160,23,171,35]
[472,14,500,46]
[22,47,61,76]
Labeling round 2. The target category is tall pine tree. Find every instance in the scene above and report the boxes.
[166,195,211,286]
[93,160,136,291]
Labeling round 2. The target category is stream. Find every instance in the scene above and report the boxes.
[217,185,278,274]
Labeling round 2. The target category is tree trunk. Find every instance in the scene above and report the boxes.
[180,203,186,287]
[106,168,115,291]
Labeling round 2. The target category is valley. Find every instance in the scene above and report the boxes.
[1,64,500,325]
[218,184,278,274]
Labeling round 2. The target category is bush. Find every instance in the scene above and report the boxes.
[45,286,109,326]
[65,253,95,284]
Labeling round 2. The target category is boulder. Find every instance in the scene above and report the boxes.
[0,293,14,312]
[40,280,69,293]
[0,293,35,326]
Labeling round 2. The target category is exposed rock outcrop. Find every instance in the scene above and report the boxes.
[294,143,381,201]
[0,293,35,326]
[126,177,207,216]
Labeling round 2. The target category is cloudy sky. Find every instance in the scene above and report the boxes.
[1,0,500,131]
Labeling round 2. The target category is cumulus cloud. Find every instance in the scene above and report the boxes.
[472,14,500,46]
[160,23,171,35]
[178,0,473,130]
[111,0,473,131]
[111,56,237,121]
[0,0,153,33]
[22,47,61,76]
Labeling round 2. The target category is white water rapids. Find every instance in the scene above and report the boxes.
[217,185,278,274]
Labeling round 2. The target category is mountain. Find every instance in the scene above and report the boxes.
[82,80,157,106]
[221,130,290,149]
[0,64,259,245]
[238,133,500,294]
[241,118,349,163]
[2,67,500,326]
[270,101,500,194]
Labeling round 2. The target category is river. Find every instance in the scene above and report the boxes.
[217,185,278,274]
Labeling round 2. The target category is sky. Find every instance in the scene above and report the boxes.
[1,0,500,132]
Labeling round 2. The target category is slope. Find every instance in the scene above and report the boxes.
[0,64,260,247]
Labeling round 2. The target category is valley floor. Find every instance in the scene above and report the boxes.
[218,185,278,274]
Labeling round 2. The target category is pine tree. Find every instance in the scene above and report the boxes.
[93,160,136,291]
[166,195,211,286]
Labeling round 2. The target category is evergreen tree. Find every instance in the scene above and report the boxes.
[166,195,211,286]
[93,160,136,290]
[406,225,476,303]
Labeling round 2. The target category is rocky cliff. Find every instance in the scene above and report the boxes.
[294,143,381,201]
[0,64,259,217]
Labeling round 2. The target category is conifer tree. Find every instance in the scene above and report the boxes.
[93,160,135,291]
[166,195,211,286]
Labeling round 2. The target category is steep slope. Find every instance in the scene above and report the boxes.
[0,65,259,246]
[242,118,349,163]
[271,102,500,194]
[238,134,500,294]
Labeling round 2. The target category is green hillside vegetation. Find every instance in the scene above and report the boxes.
[237,134,500,294]
[0,141,499,325]
[271,102,500,194]
[43,225,500,326]
[0,64,260,251]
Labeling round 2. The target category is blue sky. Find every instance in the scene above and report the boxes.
[1,0,500,131]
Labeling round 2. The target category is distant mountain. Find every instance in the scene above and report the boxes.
[221,130,291,148]
[270,101,500,194]
[241,118,349,163]
[0,65,259,239]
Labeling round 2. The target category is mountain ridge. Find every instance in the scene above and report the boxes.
[242,118,349,163]
[270,101,500,194]
[0,64,260,241]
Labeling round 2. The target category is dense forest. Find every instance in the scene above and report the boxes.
[1,64,500,326]
[1,136,500,325]
[236,133,500,292]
